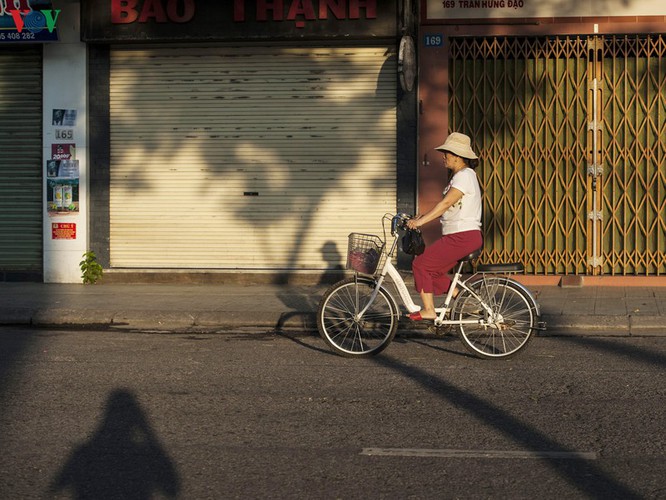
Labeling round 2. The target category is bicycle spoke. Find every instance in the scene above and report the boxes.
[455,278,536,359]
[317,277,397,357]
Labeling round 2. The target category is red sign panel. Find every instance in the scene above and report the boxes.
[52,223,77,240]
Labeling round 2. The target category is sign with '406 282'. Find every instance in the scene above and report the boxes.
[0,0,60,42]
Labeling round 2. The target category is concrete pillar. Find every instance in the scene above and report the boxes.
[42,1,87,283]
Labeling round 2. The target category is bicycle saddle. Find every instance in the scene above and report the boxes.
[458,248,525,273]
[459,248,482,263]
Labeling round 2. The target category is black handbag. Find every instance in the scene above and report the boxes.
[401,229,425,255]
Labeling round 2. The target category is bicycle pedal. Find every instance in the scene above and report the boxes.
[427,324,453,336]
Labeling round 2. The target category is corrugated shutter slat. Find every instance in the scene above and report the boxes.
[0,47,43,271]
[110,46,396,269]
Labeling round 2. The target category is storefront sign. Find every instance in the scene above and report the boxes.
[83,0,397,41]
[0,0,59,42]
[111,0,195,24]
[52,223,76,240]
[426,0,666,19]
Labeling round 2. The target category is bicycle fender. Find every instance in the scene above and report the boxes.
[503,278,541,316]
[466,274,541,317]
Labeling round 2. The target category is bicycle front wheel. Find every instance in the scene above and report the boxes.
[317,276,398,357]
[453,278,536,359]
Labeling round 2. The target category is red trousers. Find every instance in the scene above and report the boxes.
[412,230,483,295]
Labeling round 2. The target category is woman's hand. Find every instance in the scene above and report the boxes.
[406,216,421,230]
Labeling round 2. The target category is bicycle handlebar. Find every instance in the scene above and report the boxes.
[390,213,412,236]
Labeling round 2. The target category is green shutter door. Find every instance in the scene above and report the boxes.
[0,47,43,277]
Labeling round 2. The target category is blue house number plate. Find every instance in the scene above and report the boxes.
[424,34,443,47]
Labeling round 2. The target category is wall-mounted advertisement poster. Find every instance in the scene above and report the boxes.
[51,143,76,160]
[47,159,79,215]
[52,109,77,126]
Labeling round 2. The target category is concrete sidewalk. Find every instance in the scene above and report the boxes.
[0,281,664,336]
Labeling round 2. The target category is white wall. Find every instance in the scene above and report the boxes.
[42,1,87,283]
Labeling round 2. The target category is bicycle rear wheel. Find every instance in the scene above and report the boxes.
[453,277,536,359]
[317,276,398,357]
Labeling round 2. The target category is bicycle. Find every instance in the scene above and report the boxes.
[316,213,545,359]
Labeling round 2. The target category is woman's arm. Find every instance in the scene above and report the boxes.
[407,187,464,230]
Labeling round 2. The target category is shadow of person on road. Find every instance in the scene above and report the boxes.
[50,388,180,499]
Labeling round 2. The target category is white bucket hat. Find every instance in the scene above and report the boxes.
[435,132,478,160]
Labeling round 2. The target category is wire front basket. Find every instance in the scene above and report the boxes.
[346,233,385,275]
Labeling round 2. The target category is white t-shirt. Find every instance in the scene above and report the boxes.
[440,168,482,235]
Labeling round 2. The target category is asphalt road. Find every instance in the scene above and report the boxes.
[1,327,664,499]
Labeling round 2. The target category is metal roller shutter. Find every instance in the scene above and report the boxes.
[0,47,42,273]
[109,46,396,270]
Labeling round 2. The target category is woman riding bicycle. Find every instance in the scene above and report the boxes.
[406,132,483,321]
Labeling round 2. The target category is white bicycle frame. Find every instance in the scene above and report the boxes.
[356,230,493,328]
[378,257,493,327]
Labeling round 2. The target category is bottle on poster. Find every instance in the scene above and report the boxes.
[54,185,64,209]
[63,185,73,209]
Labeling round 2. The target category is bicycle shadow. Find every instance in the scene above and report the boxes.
[50,388,180,499]
[278,329,336,355]
[273,240,344,342]
[399,335,478,359]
